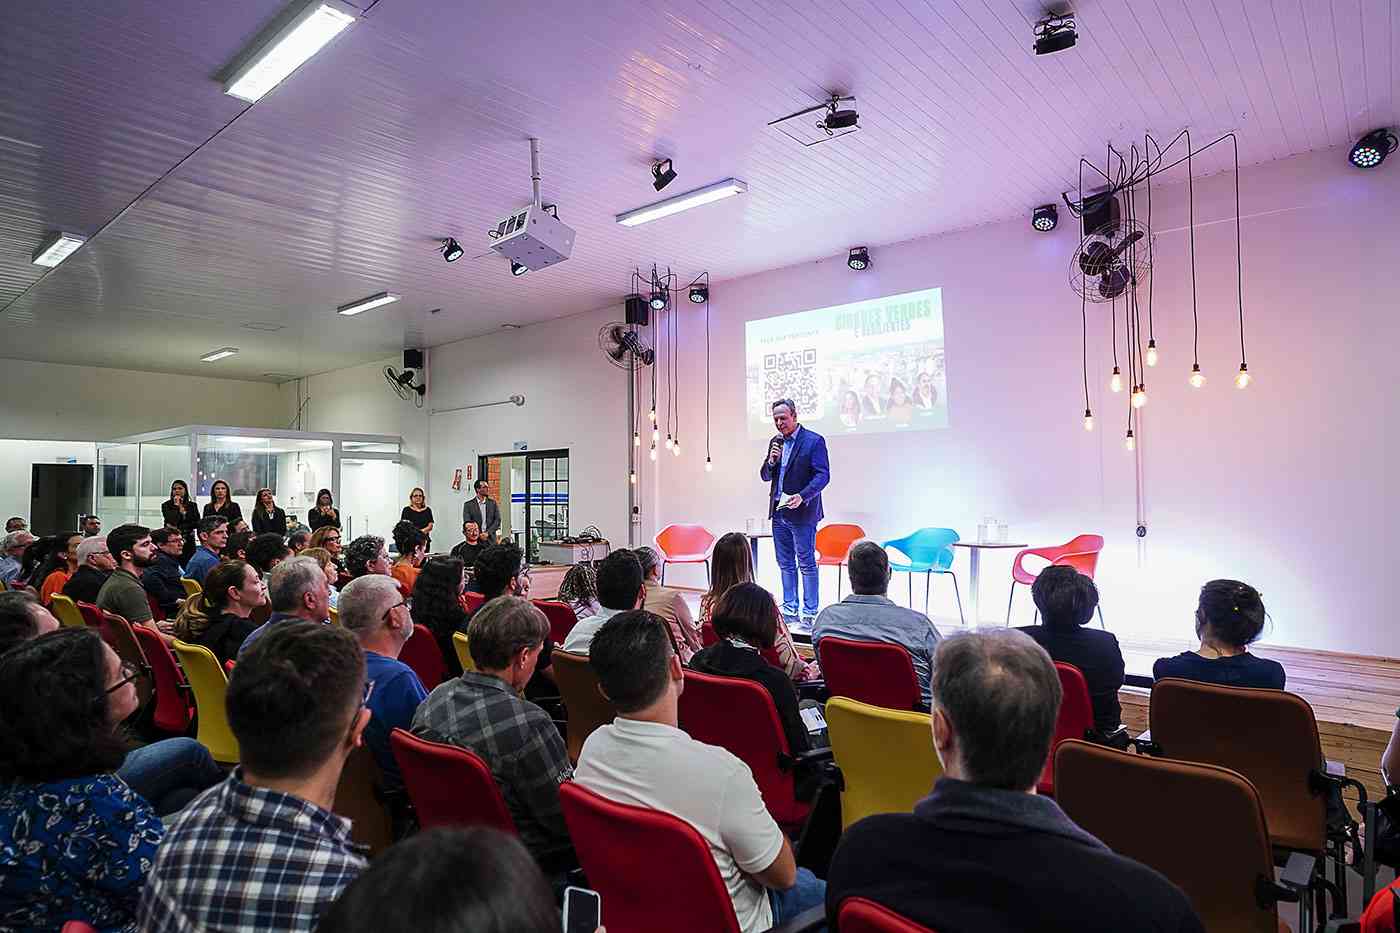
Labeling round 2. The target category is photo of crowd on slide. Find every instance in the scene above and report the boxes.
[826,343,947,433]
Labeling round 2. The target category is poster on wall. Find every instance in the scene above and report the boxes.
[744,287,948,440]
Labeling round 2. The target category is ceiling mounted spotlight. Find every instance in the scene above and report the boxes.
[440,238,464,262]
[1349,129,1397,169]
[1033,13,1077,55]
[1032,204,1058,232]
[847,246,871,271]
[820,95,859,133]
[649,290,668,311]
[652,158,677,191]
[689,284,708,304]
[510,260,529,276]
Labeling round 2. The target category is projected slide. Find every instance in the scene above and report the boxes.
[745,287,947,440]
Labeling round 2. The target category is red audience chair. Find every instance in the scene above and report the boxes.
[97,612,155,710]
[817,636,922,711]
[1038,662,1096,796]
[463,591,486,612]
[129,624,195,734]
[677,669,816,832]
[838,897,938,933]
[77,601,103,628]
[389,728,517,833]
[560,782,825,933]
[699,621,783,668]
[1005,534,1105,625]
[397,626,447,691]
[654,523,716,585]
[815,523,866,598]
[61,923,98,933]
[533,599,578,645]
[146,592,166,622]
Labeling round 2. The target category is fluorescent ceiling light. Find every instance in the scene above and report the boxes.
[31,231,87,267]
[615,178,748,227]
[223,0,356,103]
[337,291,400,316]
[200,347,240,362]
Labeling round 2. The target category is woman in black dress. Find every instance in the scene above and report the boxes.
[308,488,341,531]
[161,480,200,564]
[250,488,288,536]
[400,487,434,548]
[202,479,243,527]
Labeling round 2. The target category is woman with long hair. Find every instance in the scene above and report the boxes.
[412,555,472,677]
[309,488,341,531]
[202,479,243,526]
[250,487,288,536]
[309,524,344,561]
[301,547,341,609]
[886,376,914,424]
[35,530,82,605]
[0,628,164,931]
[162,479,200,563]
[699,532,817,682]
[171,559,266,667]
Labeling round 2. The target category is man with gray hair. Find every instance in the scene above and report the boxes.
[826,630,1203,932]
[0,530,36,585]
[62,535,117,604]
[237,555,332,656]
[338,574,425,793]
[758,397,830,628]
[811,539,940,708]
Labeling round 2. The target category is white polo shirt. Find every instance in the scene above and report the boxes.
[574,718,784,932]
[560,605,623,654]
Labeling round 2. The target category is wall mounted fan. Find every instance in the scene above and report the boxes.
[1069,218,1151,302]
[598,323,655,369]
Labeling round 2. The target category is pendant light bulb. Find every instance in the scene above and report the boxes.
[1083,409,1094,432]
[1235,363,1251,389]
[648,407,657,423]
[704,456,713,472]
[1189,363,1205,388]
[1110,367,1123,393]
[664,435,673,450]
[1131,386,1147,409]
[1146,340,1159,367]
[672,438,681,456]
[632,432,640,447]
[1124,429,1136,452]
[629,470,637,485]
[651,427,659,443]
[649,444,658,462]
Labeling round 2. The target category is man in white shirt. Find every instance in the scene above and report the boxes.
[559,549,645,655]
[574,610,826,931]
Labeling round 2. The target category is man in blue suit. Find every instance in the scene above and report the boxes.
[759,398,830,627]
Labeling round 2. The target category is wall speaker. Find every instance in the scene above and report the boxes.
[624,294,650,327]
[403,348,424,370]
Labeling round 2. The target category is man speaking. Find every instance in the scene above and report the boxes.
[759,398,830,628]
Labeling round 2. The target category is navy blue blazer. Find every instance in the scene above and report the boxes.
[759,426,830,525]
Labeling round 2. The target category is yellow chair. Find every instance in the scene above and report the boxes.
[171,639,240,764]
[826,696,942,829]
[328,606,340,626]
[452,631,476,673]
[50,594,86,629]
[180,578,202,599]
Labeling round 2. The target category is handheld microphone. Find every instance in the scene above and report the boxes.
[767,434,783,465]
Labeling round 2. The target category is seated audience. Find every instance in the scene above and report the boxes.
[139,623,369,932]
[812,540,940,708]
[578,611,825,931]
[556,562,602,621]
[340,574,426,793]
[634,545,703,662]
[0,628,164,931]
[201,478,243,526]
[309,488,342,531]
[221,528,254,563]
[251,487,288,536]
[4,516,25,532]
[62,535,116,604]
[411,597,574,868]
[450,520,487,568]
[700,531,816,682]
[560,549,645,654]
[172,560,267,668]
[183,516,229,584]
[690,583,813,765]
[0,530,35,585]
[826,629,1203,932]
[15,533,50,589]
[302,546,341,608]
[468,541,532,606]
[390,521,428,594]
[309,524,344,562]
[81,514,102,537]
[247,531,292,579]
[287,527,311,553]
[96,523,156,626]
[413,555,473,678]
[34,530,81,605]
[142,526,188,617]
[317,828,563,933]
[238,555,332,656]
[1017,565,1124,733]
[1152,579,1284,689]
[346,534,391,579]
[0,590,58,655]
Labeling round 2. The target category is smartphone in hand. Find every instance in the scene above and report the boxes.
[562,886,601,933]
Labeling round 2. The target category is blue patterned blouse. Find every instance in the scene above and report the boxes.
[0,773,164,932]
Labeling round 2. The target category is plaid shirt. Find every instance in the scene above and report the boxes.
[137,770,366,933]
[411,671,574,861]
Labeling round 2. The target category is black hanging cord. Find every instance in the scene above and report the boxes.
[1078,165,1090,414]
[1145,134,1155,347]
[1185,131,1200,367]
[1229,133,1247,368]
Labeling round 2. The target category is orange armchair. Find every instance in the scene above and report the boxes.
[1005,534,1105,626]
[815,523,866,598]
[654,523,716,585]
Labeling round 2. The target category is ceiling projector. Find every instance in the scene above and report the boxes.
[488,204,575,272]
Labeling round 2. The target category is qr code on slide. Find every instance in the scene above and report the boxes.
[762,348,820,415]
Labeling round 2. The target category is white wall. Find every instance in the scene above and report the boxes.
[0,358,285,440]
[650,146,1398,657]
[0,439,95,531]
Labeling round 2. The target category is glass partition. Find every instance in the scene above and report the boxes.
[195,434,333,530]
[338,457,401,544]
[97,443,141,528]
[139,434,192,529]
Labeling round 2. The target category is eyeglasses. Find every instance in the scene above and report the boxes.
[106,660,147,694]
[381,598,410,621]
[361,679,375,708]
[325,536,341,543]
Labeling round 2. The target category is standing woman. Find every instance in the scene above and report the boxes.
[162,480,200,564]
[202,479,243,527]
[250,488,288,536]
[309,488,341,531]
[400,487,434,548]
